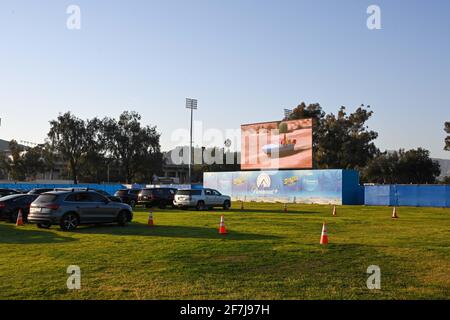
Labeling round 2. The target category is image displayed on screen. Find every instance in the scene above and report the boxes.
[241,119,313,170]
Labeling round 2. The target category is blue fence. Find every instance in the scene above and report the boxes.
[0,183,126,195]
[365,185,450,207]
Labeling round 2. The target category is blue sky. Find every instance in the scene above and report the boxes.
[0,0,449,158]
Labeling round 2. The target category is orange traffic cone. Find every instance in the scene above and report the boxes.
[392,207,398,219]
[148,209,154,226]
[320,222,328,245]
[332,205,337,216]
[219,215,227,234]
[283,203,288,213]
[16,209,24,226]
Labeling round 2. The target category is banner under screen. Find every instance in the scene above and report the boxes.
[204,170,344,204]
[241,119,312,170]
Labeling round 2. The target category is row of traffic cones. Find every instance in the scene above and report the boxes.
[240,202,398,218]
[149,211,326,244]
[319,206,399,245]
[330,205,398,218]
[143,205,399,244]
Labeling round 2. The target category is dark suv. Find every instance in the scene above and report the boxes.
[0,188,21,197]
[27,190,133,231]
[114,189,141,207]
[0,194,39,222]
[92,189,122,203]
[138,188,177,208]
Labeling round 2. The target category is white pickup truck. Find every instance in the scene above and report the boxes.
[173,188,231,210]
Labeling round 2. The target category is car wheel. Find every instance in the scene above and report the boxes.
[117,211,128,226]
[60,213,79,231]
[37,223,51,229]
[223,200,231,210]
[196,201,206,211]
[159,201,167,209]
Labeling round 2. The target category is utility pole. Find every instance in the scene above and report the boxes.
[185,98,198,184]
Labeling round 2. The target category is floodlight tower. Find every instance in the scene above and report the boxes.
[185,98,198,184]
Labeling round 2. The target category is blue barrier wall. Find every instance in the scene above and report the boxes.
[364,185,450,207]
[204,169,362,205]
[0,183,126,195]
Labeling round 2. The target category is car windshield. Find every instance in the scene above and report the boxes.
[115,190,128,196]
[140,189,154,195]
[176,190,201,196]
[34,194,58,204]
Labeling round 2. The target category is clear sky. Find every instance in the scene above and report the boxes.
[0,0,449,158]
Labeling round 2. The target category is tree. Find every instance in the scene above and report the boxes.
[78,118,109,183]
[39,142,59,180]
[1,140,26,181]
[362,148,441,184]
[286,102,378,169]
[48,112,88,184]
[445,121,450,151]
[102,111,162,183]
[0,141,57,181]
[285,102,325,167]
[21,145,46,180]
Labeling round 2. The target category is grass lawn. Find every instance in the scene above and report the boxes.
[0,203,449,300]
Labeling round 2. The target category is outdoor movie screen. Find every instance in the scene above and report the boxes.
[241,118,313,170]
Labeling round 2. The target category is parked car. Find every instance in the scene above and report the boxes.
[114,189,141,207]
[0,188,21,197]
[92,189,123,203]
[0,194,39,222]
[138,188,177,208]
[27,190,133,231]
[12,188,28,194]
[173,188,231,210]
[27,188,55,195]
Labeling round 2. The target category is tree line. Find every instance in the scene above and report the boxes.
[0,111,163,184]
[285,102,448,184]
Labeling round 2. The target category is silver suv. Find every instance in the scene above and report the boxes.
[173,188,231,210]
[27,190,133,231]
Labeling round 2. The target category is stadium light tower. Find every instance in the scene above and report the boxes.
[186,98,198,184]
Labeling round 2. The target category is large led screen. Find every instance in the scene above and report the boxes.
[241,119,312,170]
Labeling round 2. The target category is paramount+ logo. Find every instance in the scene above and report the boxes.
[256,173,271,189]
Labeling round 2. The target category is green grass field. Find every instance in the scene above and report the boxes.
[0,203,449,300]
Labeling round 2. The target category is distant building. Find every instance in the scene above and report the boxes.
[160,150,189,184]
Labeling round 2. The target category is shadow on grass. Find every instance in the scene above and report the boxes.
[0,223,76,244]
[73,222,280,240]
